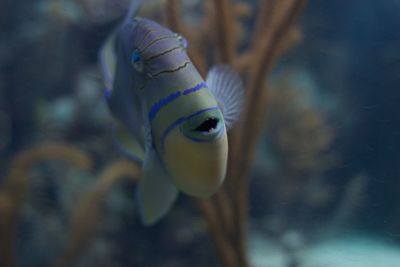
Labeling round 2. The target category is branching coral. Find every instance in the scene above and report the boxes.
[264,75,336,186]
[247,70,369,260]
[0,143,141,267]
[164,1,307,266]
[0,143,93,267]
[251,72,338,234]
[55,160,140,267]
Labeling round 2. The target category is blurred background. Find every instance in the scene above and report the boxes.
[0,0,399,266]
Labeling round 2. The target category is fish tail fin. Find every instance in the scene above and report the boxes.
[99,31,117,95]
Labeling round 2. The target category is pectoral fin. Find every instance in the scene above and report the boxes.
[99,31,117,94]
[112,121,145,163]
[137,149,178,225]
[206,65,245,129]
[137,101,178,225]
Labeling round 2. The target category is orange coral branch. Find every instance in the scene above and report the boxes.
[55,160,140,267]
[229,1,307,263]
[195,199,239,267]
[0,143,92,267]
[212,0,236,64]
[164,0,186,34]
[239,0,307,175]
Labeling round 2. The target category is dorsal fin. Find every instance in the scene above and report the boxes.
[123,0,142,24]
[99,0,142,94]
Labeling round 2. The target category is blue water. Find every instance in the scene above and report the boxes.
[0,1,399,267]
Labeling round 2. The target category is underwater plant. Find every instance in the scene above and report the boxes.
[252,70,367,233]
[0,143,93,267]
[55,160,140,267]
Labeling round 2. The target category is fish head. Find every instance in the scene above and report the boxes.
[126,19,229,197]
[124,18,190,90]
[162,108,228,197]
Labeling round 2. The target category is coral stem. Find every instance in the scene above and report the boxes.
[0,143,92,267]
[212,0,236,64]
[55,160,140,267]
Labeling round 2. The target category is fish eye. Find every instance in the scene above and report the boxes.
[131,50,144,72]
[177,35,188,49]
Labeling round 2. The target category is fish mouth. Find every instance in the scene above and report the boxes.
[193,117,219,133]
[180,109,225,142]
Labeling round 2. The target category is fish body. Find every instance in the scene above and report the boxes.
[99,1,244,225]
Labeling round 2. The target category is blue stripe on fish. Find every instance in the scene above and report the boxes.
[183,82,207,95]
[159,107,220,151]
[148,82,208,121]
[149,91,181,121]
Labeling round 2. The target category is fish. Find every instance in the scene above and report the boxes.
[99,0,244,225]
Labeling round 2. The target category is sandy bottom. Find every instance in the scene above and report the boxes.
[249,233,400,267]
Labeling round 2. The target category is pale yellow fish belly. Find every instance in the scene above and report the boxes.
[163,127,228,197]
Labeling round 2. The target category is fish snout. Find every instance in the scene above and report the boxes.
[163,125,228,198]
[162,108,228,197]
